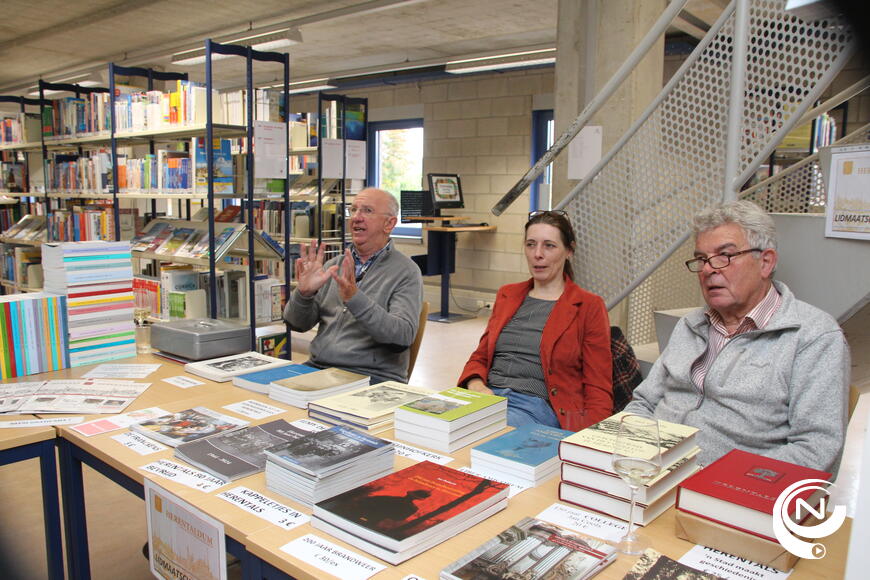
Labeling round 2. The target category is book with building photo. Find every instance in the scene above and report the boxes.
[676,448,832,542]
[174,419,308,481]
[313,461,509,564]
[559,411,698,474]
[307,381,431,433]
[131,406,248,447]
[620,549,724,580]
[441,516,617,580]
[184,351,291,382]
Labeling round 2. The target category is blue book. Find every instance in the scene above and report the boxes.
[471,423,573,483]
[231,363,317,394]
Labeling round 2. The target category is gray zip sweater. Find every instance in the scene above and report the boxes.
[283,242,423,383]
[625,281,850,474]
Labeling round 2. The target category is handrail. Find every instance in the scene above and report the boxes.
[490,0,691,215]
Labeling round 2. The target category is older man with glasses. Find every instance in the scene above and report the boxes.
[625,200,850,473]
[284,187,423,385]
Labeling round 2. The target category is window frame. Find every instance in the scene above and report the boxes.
[366,118,425,238]
[530,109,554,211]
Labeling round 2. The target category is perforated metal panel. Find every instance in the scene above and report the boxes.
[563,0,853,341]
[742,122,870,213]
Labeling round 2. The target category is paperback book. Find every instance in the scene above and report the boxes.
[131,406,248,447]
[174,419,307,481]
[559,481,678,526]
[184,351,291,382]
[471,423,574,486]
[559,411,698,474]
[393,387,507,432]
[264,425,393,478]
[307,381,431,433]
[231,362,318,394]
[313,461,509,564]
[269,366,370,408]
[621,549,724,580]
[676,448,831,542]
[440,516,617,580]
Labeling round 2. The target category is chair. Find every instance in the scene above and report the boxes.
[610,326,643,414]
[848,384,860,421]
[407,301,430,379]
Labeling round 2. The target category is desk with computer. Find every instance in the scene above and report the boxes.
[401,174,496,323]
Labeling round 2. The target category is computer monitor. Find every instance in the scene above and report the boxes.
[427,173,464,216]
[399,190,434,222]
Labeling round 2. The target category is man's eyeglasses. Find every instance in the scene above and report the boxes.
[347,206,388,217]
[685,248,762,272]
[528,209,569,220]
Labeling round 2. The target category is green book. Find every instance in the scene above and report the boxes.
[393,387,507,432]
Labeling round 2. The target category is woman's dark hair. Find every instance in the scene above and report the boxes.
[525,210,576,281]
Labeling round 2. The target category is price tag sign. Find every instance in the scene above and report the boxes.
[281,534,385,580]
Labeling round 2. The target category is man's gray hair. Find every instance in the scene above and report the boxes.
[693,200,777,250]
[360,187,399,217]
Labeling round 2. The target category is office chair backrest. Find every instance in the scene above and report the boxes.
[407,301,429,379]
[610,326,643,414]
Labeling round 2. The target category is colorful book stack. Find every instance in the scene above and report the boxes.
[41,240,136,367]
[558,412,700,526]
[307,381,432,433]
[0,292,69,379]
[440,516,617,580]
[267,367,370,408]
[470,423,574,487]
[392,387,508,453]
[312,461,509,565]
[264,425,394,506]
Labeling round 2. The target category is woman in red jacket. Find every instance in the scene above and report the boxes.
[458,210,612,431]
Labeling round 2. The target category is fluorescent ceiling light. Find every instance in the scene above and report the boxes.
[287,84,337,95]
[446,48,556,74]
[172,28,303,66]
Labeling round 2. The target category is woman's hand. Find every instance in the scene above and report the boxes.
[466,378,493,395]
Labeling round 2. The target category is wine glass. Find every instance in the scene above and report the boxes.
[611,413,662,555]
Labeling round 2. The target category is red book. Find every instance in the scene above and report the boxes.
[676,449,831,542]
[215,205,241,222]
[312,461,508,563]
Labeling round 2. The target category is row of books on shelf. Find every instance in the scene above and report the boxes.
[0,244,42,289]
[47,206,139,242]
[1,113,40,145]
[0,162,26,193]
[0,292,69,378]
[0,206,22,233]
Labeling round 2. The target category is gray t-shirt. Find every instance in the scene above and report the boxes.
[487,295,556,399]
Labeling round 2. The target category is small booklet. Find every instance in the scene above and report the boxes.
[131,406,249,447]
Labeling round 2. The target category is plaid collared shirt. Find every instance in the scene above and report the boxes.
[690,283,782,392]
[350,240,391,282]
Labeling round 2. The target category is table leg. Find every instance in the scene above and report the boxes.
[429,230,473,323]
[58,437,91,580]
[38,439,65,580]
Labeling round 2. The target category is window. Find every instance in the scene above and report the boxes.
[531,109,554,211]
[367,118,424,237]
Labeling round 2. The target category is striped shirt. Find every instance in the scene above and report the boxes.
[351,240,391,282]
[690,283,782,391]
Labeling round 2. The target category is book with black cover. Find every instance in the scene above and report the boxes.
[621,548,724,580]
[265,425,393,478]
[441,516,617,580]
[313,461,509,553]
[174,419,307,481]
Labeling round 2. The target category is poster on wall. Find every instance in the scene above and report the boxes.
[824,144,870,241]
[144,478,227,580]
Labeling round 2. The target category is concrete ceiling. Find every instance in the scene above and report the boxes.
[0,0,724,96]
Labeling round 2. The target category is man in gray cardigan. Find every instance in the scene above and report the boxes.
[625,200,849,474]
[284,188,423,384]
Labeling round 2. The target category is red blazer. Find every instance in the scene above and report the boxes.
[458,278,612,430]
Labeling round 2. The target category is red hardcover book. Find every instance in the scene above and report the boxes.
[312,461,508,562]
[676,449,831,542]
[215,204,241,222]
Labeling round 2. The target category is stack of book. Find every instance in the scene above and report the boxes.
[392,387,508,452]
[675,448,832,569]
[184,351,291,382]
[264,425,394,506]
[312,461,509,565]
[267,367,370,408]
[440,516,617,580]
[307,381,432,433]
[131,407,249,447]
[470,423,573,487]
[558,412,700,526]
[231,362,319,394]
[41,240,136,367]
[0,293,69,379]
[174,419,308,481]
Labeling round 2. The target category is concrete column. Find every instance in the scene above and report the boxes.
[553,0,665,329]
